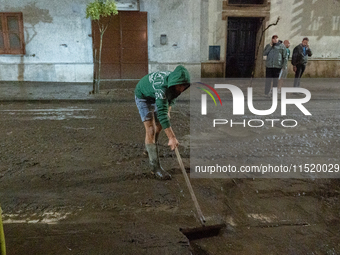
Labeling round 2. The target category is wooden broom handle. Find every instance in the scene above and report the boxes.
[175,147,206,225]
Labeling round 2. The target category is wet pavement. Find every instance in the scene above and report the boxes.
[0,79,339,254]
[0,81,139,101]
[0,78,338,101]
[0,81,93,101]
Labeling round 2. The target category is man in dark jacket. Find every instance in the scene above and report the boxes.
[135,65,190,180]
[291,37,312,87]
[263,35,288,97]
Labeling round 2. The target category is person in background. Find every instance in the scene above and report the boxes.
[277,40,291,93]
[291,37,312,87]
[263,35,288,97]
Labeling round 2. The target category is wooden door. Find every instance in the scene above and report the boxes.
[225,17,260,78]
[92,11,148,79]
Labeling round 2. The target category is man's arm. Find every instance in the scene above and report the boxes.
[155,98,178,150]
[282,46,288,69]
[306,47,312,57]
[155,97,170,128]
[263,44,272,56]
[291,46,299,66]
[164,127,178,150]
[291,46,299,72]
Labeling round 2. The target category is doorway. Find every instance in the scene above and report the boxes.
[225,17,261,78]
[92,11,148,79]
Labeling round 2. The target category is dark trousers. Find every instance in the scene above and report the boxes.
[294,64,306,87]
[265,68,281,95]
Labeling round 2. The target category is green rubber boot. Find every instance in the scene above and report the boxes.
[145,144,171,180]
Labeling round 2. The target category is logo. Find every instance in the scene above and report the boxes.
[149,71,171,100]
[196,82,222,115]
[198,83,312,128]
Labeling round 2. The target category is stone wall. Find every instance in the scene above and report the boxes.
[140,0,201,78]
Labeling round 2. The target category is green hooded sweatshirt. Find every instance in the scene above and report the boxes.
[135,65,190,129]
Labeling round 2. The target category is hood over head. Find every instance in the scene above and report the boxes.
[167,65,191,88]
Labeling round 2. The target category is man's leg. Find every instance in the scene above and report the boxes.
[297,64,306,87]
[278,68,287,93]
[272,68,281,88]
[300,65,306,77]
[135,96,171,180]
[294,64,305,87]
[144,120,156,144]
[265,68,273,95]
[294,65,300,87]
[153,109,162,144]
[278,79,283,92]
[144,119,171,180]
[155,122,162,144]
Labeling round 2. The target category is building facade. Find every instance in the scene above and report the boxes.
[202,0,340,78]
[0,0,339,82]
[0,0,201,82]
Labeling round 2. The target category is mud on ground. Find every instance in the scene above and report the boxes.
[0,87,339,254]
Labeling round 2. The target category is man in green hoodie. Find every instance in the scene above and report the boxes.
[135,65,191,180]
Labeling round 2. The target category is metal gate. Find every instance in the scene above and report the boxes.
[92,11,148,79]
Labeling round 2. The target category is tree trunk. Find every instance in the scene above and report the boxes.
[95,32,104,94]
[92,49,97,94]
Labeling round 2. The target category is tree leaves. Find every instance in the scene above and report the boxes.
[86,0,118,21]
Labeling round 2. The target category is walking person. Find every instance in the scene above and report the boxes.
[291,37,312,87]
[135,65,190,180]
[263,35,288,97]
[278,40,291,93]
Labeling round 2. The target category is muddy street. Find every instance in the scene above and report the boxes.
[0,88,339,254]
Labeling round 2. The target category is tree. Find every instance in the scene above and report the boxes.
[86,0,118,94]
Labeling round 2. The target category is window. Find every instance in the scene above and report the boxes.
[228,0,264,4]
[0,12,25,54]
[209,46,221,61]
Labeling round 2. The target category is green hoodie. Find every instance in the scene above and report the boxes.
[135,65,190,129]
